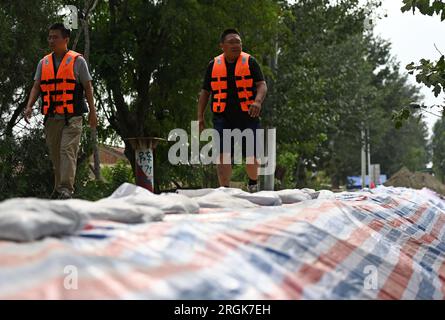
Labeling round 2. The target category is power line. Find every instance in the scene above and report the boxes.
[420,108,442,118]
[410,104,443,118]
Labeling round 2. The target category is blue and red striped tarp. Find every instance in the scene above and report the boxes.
[1,186,445,299]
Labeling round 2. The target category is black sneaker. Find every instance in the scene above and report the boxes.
[247,184,259,193]
[57,189,73,200]
[49,190,59,199]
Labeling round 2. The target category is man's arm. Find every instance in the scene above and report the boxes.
[255,81,267,104]
[248,80,267,118]
[83,80,97,128]
[24,80,41,123]
[197,89,210,133]
[198,61,213,133]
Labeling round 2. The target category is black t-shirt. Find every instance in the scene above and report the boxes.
[202,55,265,126]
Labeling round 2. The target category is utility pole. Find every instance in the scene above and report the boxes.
[262,128,276,191]
[361,126,366,189]
[367,127,373,188]
[261,35,279,191]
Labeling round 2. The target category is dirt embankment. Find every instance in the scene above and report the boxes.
[384,167,445,195]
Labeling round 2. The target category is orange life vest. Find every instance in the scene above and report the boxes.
[40,50,85,116]
[210,51,255,113]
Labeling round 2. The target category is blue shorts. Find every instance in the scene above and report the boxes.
[212,117,261,161]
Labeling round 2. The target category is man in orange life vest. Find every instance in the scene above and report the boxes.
[24,23,97,199]
[197,29,268,192]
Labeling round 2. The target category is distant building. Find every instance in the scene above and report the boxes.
[89,145,128,166]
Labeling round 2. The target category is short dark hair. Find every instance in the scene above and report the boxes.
[49,23,70,38]
[220,28,241,43]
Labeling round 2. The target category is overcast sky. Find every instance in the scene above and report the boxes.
[373,0,445,139]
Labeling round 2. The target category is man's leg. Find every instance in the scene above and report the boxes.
[217,153,232,187]
[245,157,259,180]
[245,157,259,192]
[59,116,83,196]
[244,120,260,192]
[44,118,64,198]
[213,116,234,187]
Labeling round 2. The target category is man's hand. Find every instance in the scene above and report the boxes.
[248,101,262,118]
[24,106,33,124]
[88,110,97,128]
[24,80,41,124]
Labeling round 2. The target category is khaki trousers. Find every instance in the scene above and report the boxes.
[44,116,83,194]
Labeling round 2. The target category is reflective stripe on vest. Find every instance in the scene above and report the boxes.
[210,51,255,113]
[39,50,81,115]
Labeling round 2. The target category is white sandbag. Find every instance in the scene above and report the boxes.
[0,198,85,242]
[317,190,335,199]
[107,183,200,214]
[299,188,319,199]
[61,199,164,223]
[275,189,312,204]
[240,190,282,206]
[220,188,282,206]
[155,193,200,214]
[195,190,258,209]
[301,188,316,194]
[109,182,155,199]
[0,193,165,242]
[179,187,282,206]
[2,196,162,224]
[176,188,216,198]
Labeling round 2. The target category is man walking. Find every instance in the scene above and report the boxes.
[24,23,97,199]
[197,29,267,192]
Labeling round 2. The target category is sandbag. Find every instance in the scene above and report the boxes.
[195,190,258,209]
[275,189,312,203]
[109,183,200,214]
[0,198,86,242]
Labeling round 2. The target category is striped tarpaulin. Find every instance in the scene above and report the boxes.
[1,186,445,299]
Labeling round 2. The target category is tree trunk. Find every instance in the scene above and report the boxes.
[73,0,102,181]
[294,157,307,189]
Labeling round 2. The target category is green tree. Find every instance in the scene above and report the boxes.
[88,0,281,190]
[397,0,445,119]
[0,0,101,198]
[432,117,445,182]
[267,0,379,187]
[0,0,63,199]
